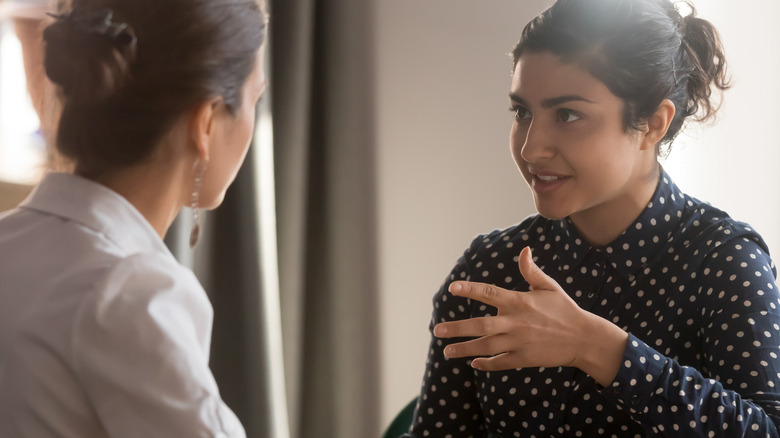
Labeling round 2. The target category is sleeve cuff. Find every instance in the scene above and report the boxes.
[597,333,668,415]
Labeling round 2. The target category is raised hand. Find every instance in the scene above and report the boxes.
[433,247,628,386]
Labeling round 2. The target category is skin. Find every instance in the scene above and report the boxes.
[511,52,668,246]
[434,51,676,387]
[91,48,267,239]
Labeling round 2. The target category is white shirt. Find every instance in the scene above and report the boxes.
[0,173,245,438]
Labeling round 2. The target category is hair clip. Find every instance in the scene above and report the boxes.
[47,7,137,48]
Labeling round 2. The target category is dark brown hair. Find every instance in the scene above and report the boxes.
[512,0,729,155]
[43,0,267,174]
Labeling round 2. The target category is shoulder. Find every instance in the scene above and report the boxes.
[675,198,776,285]
[73,252,212,358]
[700,235,776,288]
[96,252,201,296]
[87,251,208,317]
[676,197,769,256]
[462,214,548,263]
[63,255,242,437]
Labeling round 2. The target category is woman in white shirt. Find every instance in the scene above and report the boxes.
[0,0,268,437]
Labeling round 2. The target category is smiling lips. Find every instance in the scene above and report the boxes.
[529,170,570,194]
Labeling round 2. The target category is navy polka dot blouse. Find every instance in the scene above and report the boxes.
[405,170,780,437]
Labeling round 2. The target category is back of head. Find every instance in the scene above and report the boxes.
[512,0,729,154]
[43,0,268,175]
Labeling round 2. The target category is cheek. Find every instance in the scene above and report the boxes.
[227,118,254,177]
[199,114,255,209]
[237,107,257,151]
[230,107,259,177]
[228,105,256,159]
[573,136,636,187]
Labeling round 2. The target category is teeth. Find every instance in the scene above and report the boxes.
[538,175,560,182]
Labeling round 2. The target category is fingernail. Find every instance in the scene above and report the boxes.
[471,360,481,370]
[444,346,453,358]
[434,324,446,337]
[449,282,462,293]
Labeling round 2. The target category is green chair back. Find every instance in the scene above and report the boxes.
[382,397,417,438]
[382,396,498,438]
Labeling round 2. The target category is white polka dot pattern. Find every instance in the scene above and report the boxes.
[404,171,780,437]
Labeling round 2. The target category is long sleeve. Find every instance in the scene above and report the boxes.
[404,235,491,438]
[599,236,780,436]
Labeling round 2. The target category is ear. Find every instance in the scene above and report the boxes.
[188,97,223,162]
[640,99,676,150]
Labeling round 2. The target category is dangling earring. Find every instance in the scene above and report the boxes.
[189,163,206,248]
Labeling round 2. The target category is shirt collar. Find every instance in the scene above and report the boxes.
[19,172,170,256]
[552,168,685,280]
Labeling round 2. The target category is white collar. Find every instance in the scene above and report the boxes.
[20,172,170,256]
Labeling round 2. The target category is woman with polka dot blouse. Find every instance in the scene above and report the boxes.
[404,0,780,437]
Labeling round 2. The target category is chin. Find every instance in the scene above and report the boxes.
[533,201,570,221]
[201,192,227,211]
[537,211,568,221]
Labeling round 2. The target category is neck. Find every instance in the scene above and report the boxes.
[81,162,188,239]
[569,162,660,247]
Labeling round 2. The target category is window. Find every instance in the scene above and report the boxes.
[0,16,46,187]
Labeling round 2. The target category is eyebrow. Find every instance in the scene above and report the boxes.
[509,93,595,108]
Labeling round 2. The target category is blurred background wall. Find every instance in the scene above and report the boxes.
[374,0,547,431]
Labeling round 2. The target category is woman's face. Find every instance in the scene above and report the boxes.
[200,49,267,209]
[510,51,650,222]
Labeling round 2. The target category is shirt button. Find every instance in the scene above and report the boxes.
[587,291,596,298]
[612,385,623,395]
[630,394,641,406]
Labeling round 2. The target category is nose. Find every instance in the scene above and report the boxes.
[519,119,554,163]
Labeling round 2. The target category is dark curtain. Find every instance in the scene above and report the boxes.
[270,0,380,436]
[166,0,380,435]
[201,161,272,437]
[165,156,275,438]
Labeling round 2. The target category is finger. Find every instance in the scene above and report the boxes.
[434,315,508,339]
[448,281,514,308]
[442,334,513,359]
[471,352,524,372]
[518,246,560,292]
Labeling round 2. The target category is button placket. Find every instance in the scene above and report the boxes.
[580,250,607,310]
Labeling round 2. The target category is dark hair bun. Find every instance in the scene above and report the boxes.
[43,12,137,106]
[43,0,266,174]
[680,12,730,123]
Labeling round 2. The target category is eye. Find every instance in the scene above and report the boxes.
[557,109,582,123]
[509,105,531,121]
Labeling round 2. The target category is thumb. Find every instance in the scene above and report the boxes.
[518,247,558,291]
